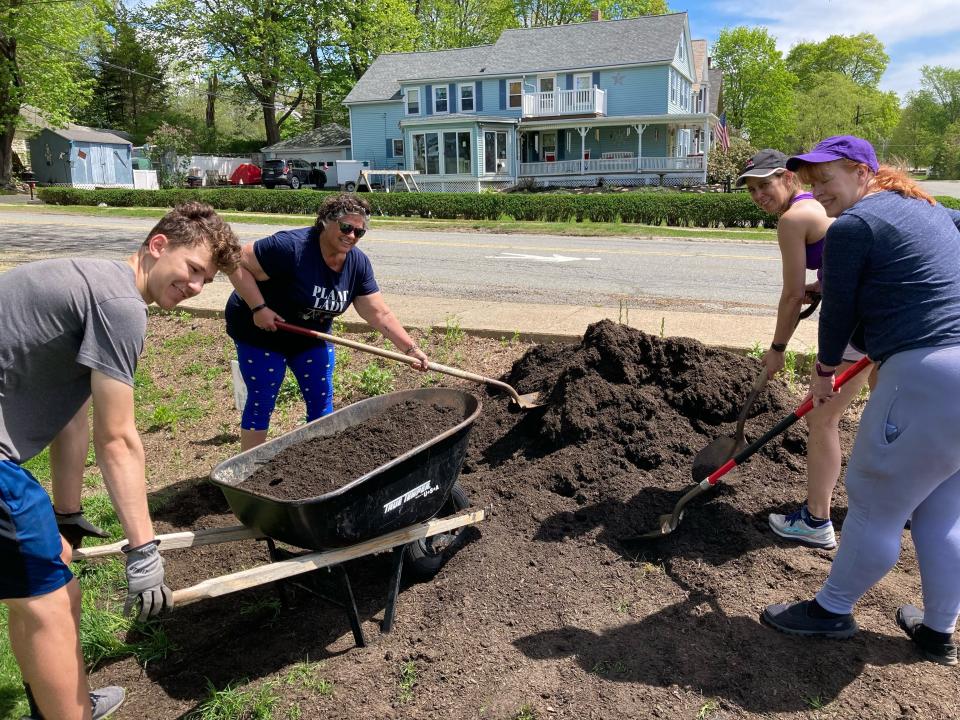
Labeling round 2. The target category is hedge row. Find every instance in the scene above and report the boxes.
[37,187,777,228]
[36,186,960,228]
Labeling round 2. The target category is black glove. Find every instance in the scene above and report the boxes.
[55,510,109,549]
[122,540,173,621]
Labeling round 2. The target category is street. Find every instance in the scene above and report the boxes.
[0,211,792,316]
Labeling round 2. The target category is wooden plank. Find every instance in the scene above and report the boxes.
[72,525,260,560]
[172,509,485,607]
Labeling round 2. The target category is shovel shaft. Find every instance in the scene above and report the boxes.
[703,356,871,488]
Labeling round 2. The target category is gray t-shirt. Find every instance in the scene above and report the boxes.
[0,259,147,463]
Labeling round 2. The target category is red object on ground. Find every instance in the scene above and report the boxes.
[230,163,262,185]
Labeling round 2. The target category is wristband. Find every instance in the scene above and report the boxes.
[250,303,267,314]
[815,361,835,378]
[770,342,787,353]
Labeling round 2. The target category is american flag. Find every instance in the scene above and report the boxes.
[716,112,730,152]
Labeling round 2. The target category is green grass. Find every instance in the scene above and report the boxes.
[187,679,279,720]
[696,698,721,718]
[282,661,333,696]
[397,660,417,703]
[512,704,537,720]
[0,203,779,242]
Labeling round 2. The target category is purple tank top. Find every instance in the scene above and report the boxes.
[790,192,825,271]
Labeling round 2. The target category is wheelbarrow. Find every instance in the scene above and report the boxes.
[75,388,485,647]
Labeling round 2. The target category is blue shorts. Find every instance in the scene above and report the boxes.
[0,461,73,599]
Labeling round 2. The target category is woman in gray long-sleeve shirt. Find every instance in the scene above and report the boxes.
[760,135,960,667]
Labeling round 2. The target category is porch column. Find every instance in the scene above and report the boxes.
[702,118,710,182]
[632,124,646,173]
[577,126,588,174]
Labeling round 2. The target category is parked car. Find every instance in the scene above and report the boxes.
[262,158,313,189]
[230,163,262,186]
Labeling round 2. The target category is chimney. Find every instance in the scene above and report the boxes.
[590,9,602,21]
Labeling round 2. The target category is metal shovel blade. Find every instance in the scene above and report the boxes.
[513,391,546,409]
[625,482,714,541]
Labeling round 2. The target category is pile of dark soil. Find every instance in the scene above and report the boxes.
[242,401,459,500]
[90,318,947,720]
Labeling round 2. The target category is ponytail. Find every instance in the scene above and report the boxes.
[869,166,936,206]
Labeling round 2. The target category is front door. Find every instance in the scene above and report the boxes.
[538,76,555,114]
[542,131,557,163]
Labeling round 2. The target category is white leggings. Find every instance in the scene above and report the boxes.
[815,345,960,633]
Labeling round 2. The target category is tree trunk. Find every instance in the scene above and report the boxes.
[0,120,16,190]
[313,79,323,129]
[263,100,280,145]
[206,73,218,129]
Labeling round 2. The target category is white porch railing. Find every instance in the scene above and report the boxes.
[519,156,704,176]
[521,88,607,117]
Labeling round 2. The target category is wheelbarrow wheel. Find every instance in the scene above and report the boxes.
[404,483,470,580]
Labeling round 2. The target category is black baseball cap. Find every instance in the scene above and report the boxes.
[735,149,788,187]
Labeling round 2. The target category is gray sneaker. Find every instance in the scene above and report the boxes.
[20,686,124,720]
[90,686,126,719]
[769,504,837,549]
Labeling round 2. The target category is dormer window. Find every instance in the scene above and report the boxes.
[434,86,448,113]
[406,88,420,115]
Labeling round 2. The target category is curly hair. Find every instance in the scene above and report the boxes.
[796,160,936,206]
[143,201,241,273]
[315,193,372,228]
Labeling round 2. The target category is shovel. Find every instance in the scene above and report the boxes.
[628,355,871,541]
[691,367,768,482]
[275,321,545,409]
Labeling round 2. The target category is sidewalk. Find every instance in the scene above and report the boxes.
[180,281,818,354]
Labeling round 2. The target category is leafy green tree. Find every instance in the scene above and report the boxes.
[786,33,888,91]
[146,121,194,188]
[788,73,899,154]
[513,0,667,28]
[919,65,960,126]
[416,0,516,49]
[0,0,107,188]
[930,119,960,179]
[707,135,755,187]
[889,91,941,170]
[712,26,796,149]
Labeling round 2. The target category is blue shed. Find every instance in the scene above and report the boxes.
[29,126,134,187]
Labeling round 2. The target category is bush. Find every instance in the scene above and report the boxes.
[38,186,786,228]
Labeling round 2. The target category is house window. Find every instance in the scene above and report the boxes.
[392,138,404,158]
[484,131,508,174]
[443,131,472,174]
[574,74,592,91]
[406,88,420,115]
[412,132,440,174]
[434,86,448,113]
[459,84,474,112]
[508,79,522,108]
[678,31,686,62]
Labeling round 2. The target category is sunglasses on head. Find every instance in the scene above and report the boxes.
[337,221,366,239]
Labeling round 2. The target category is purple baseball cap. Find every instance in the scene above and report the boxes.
[786,135,879,173]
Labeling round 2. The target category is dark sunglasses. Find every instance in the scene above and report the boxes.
[338,222,366,239]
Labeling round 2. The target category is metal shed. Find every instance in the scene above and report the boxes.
[29,126,134,187]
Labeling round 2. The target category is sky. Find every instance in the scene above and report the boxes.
[679,0,960,99]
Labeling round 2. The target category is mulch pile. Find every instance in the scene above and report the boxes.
[93,320,945,720]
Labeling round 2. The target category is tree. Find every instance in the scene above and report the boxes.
[712,26,796,149]
[707,135,755,187]
[888,66,960,177]
[889,91,942,170]
[919,65,960,126]
[786,33,888,91]
[788,73,899,154]
[512,0,667,28]
[0,0,106,188]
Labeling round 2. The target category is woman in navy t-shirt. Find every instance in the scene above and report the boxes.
[225,194,428,450]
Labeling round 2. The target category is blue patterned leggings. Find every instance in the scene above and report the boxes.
[234,340,336,431]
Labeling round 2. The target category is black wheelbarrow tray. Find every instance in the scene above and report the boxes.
[72,388,485,646]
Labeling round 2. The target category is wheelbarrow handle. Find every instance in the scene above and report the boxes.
[274,321,526,404]
[797,292,822,322]
[702,355,871,488]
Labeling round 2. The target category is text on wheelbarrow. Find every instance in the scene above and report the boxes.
[384,480,440,514]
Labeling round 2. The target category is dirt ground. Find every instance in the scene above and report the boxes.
[86,314,958,720]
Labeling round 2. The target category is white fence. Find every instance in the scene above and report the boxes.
[521,88,607,117]
[519,155,704,176]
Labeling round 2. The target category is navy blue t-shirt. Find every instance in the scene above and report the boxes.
[818,193,960,365]
[225,226,379,354]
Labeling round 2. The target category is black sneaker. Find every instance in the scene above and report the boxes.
[761,600,858,639]
[896,605,958,667]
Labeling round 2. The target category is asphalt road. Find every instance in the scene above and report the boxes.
[0,211,794,315]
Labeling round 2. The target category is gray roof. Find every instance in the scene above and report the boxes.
[261,123,351,151]
[47,126,131,145]
[344,13,688,104]
[344,46,491,104]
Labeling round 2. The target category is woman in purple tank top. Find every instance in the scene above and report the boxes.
[736,150,872,549]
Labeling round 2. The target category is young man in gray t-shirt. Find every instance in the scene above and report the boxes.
[0,201,240,720]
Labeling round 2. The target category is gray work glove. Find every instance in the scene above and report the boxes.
[122,540,173,621]
[55,510,109,549]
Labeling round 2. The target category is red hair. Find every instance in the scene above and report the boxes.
[796,160,935,206]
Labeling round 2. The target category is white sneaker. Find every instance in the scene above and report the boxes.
[769,504,836,549]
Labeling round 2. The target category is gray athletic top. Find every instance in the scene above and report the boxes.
[0,259,146,464]
[819,193,960,366]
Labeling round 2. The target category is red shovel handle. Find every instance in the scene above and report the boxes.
[704,355,872,487]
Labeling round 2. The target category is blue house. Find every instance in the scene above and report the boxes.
[29,126,134,188]
[344,12,720,192]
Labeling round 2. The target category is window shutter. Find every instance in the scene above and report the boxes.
[476,83,483,111]
[557,130,565,160]
[425,84,433,115]
[592,71,600,88]
[499,79,506,109]
[449,83,457,113]
[386,139,393,158]
[565,74,573,91]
